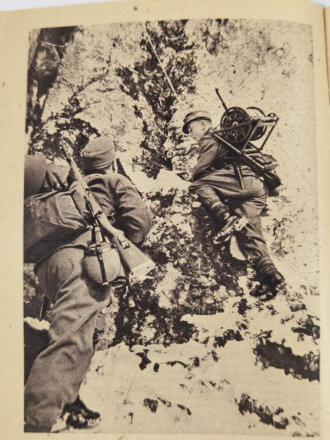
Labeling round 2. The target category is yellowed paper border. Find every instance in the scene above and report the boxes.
[0,0,329,438]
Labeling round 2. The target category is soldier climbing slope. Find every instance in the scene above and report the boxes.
[24,137,153,432]
[182,110,284,296]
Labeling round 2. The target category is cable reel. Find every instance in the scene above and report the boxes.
[219,106,267,146]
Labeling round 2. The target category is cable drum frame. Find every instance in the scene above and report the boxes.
[215,90,279,158]
[219,108,279,155]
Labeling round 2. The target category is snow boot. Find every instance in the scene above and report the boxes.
[63,395,101,429]
[253,257,285,298]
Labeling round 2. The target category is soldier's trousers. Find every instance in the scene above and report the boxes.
[189,169,269,262]
[24,247,112,431]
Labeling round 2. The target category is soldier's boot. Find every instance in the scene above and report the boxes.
[210,202,248,243]
[63,395,101,429]
[254,257,285,296]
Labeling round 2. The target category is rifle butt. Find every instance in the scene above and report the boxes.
[115,239,155,283]
[262,170,281,190]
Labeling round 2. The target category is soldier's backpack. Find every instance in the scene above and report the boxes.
[24,182,92,264]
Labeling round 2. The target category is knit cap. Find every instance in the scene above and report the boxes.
[80,137,116,170]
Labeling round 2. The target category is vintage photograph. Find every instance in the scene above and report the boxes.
[23,18,320,435]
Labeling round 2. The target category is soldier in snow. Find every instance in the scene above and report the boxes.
[182,110,284,295]
[24,137,152,432]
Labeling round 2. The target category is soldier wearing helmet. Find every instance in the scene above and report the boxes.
[182,110,284,295]
[24,153,69,197]
[24,137,152,432]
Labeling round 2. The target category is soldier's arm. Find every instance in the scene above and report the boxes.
[110,175,153,244]
[191,135,220,181]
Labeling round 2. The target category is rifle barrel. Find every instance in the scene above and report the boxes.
[213,132,264,172]
[215,88,228,111]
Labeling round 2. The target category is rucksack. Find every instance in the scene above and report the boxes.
[24,182,92,264]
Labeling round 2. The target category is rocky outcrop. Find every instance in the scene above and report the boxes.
[254,338,319,381]
[237,394,289,429]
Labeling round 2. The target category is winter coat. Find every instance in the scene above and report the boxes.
[86,172,153,245]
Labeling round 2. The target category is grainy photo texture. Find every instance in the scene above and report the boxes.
[24,19,319,435]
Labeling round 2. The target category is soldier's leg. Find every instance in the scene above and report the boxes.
[189,179,229,219]
[233,199,269,260]
[189,173,248,239]
[24,247,112,432]
[231,177,284,287]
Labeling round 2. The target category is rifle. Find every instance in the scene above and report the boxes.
[61,141,155,284]
[212,131,281,190]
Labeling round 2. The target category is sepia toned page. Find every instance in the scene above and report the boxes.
[325,8,330,95]
[0,0,329,439]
